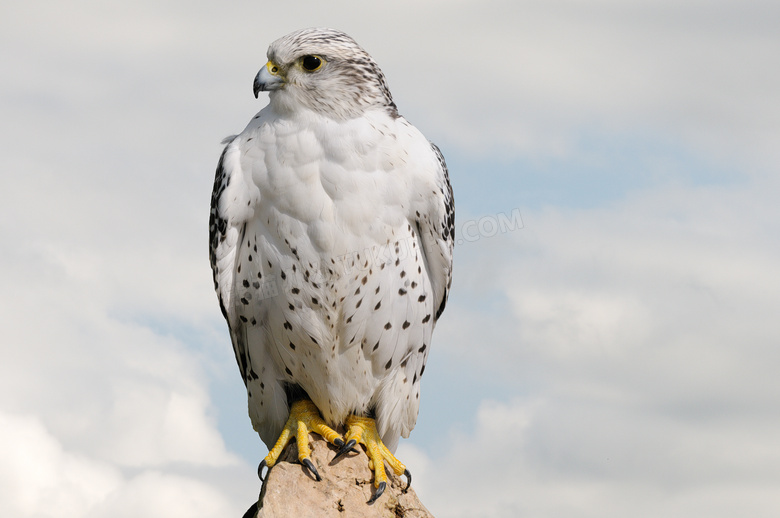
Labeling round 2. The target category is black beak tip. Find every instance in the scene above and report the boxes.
[253,72,263,99]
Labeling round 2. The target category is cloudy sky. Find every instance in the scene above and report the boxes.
[2,1,779,516]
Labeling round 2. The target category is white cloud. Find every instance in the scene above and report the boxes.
[413,175,780,517]
[85,471,237,518]
[402,395,780,518]
[0,242,237,464]
[0,411,252,518]
[0,412,121,518]
[376,1,780,167]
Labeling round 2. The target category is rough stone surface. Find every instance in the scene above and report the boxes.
[245,434,434,518]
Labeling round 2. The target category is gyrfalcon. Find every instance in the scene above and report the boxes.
[209,27,454,504]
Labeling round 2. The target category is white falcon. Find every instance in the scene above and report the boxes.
[209,27,454,503]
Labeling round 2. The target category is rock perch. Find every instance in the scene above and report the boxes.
[244,433,435,518]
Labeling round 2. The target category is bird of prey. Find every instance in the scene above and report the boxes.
[209,27,454,503]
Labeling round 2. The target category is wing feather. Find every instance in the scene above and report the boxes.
[415,142,454,323]
[209,137,254,385]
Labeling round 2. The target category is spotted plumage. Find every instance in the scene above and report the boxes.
[209,28,454,454]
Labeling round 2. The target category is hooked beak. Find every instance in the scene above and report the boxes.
[253,61,284,98]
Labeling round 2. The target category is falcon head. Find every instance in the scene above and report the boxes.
[253,28,398,119]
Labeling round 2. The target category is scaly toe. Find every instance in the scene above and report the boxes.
[263,399,342,471]
[343,414,409,503]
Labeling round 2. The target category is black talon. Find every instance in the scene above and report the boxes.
[402,468,412,492]
[257,460,268,482]
[367,481,386,505]
[301,457,322,481]
[333,438,357,460]
[333,438,358,454]
[334,438,357,460]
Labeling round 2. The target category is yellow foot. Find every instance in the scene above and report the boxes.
[336,414,412,504]
[258,399,342,482]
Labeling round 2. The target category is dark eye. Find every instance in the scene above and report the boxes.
[301,55,323,71]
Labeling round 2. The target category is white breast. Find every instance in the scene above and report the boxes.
[229,106,437,450]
